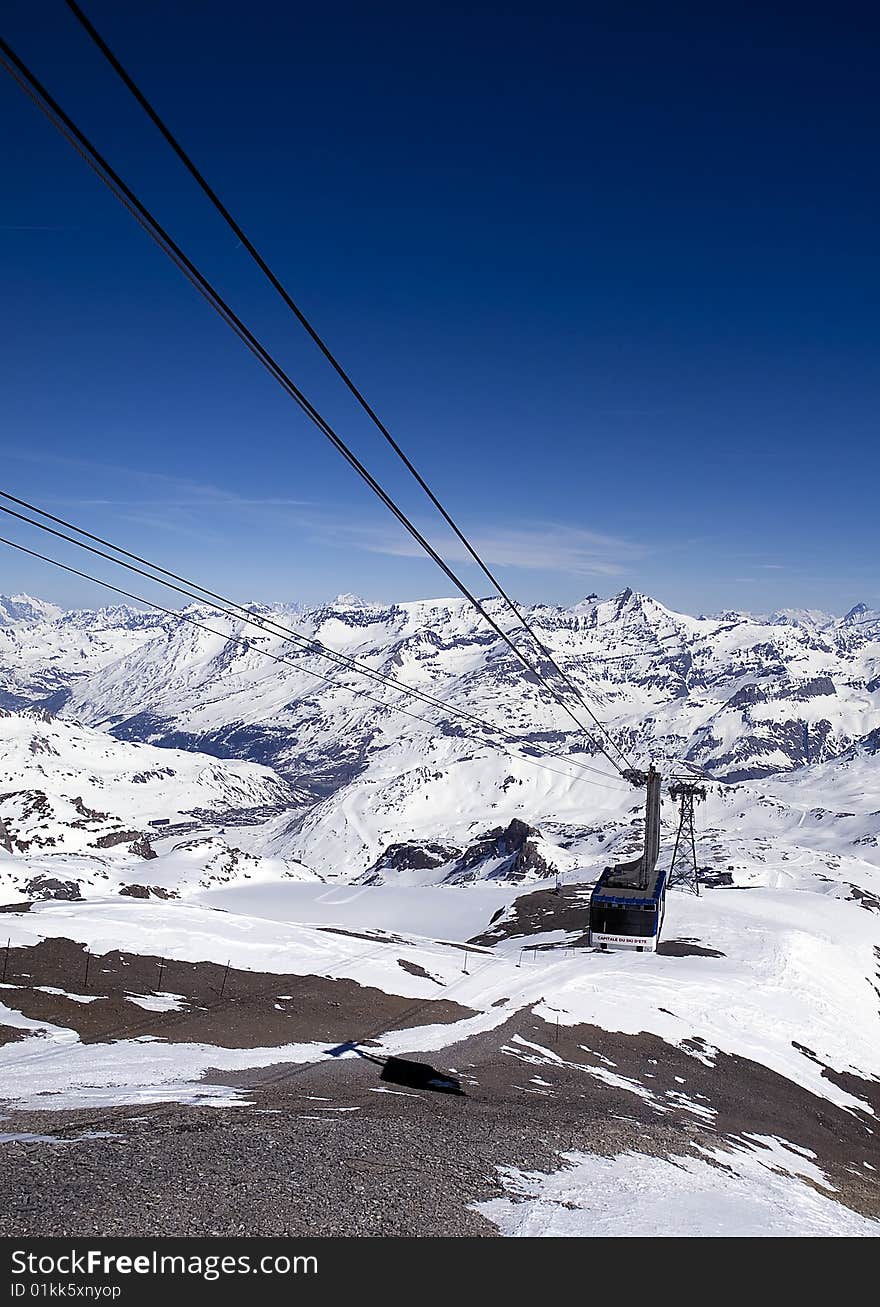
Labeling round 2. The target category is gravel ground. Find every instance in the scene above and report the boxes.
[0,937,472,1046]
[2,934,879,1237]
[0,1070,694,1237]
[3,1006,879,1237]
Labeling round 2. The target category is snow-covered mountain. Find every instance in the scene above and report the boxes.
[0,591,878,1238]
[0,599,166,713]
[0,587,876,886]
[16,588,877,783]
[0,593,63,627]
[0,707,303,901]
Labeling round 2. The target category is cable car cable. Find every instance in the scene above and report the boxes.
[60,0,634,773]
[0,530,629,794]
[0,490,621,787]
[0,498,626,789]
[0,37,631,777]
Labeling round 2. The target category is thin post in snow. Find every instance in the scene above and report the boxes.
[2,937,9,983]
[461,947,469,975]
[219,959,231,998]
[83,950,90,990]
[157,957,165,992]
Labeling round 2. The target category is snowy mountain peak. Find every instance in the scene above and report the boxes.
[567,592,600,612]
[713,609,756,622]
[589,587,682,632]
[0,593,64,626]
[770,608,832,629]
[844,602,870,623]
[0,585,877,817]
[609,588,663,617]
[59,604,159,632]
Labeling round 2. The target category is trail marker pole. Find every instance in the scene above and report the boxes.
[157,957,165,992]
[219,959,231,998]
[83,950,91,990]
[2,937,9,983]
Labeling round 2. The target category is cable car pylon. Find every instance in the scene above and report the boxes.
[667,779,706,896]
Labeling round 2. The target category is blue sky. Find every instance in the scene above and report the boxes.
[2,1,878,616]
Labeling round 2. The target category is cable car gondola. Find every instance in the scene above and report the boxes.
[589,766,665,952]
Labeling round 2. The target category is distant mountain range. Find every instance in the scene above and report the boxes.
[2,587,878,780]
[0,587,876,891]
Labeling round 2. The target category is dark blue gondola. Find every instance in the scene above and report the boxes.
[589,766,665,952]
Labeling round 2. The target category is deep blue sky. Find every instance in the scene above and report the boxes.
[2,1,878,616]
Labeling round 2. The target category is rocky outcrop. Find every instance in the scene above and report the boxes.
[127,835,157,860]
[118,883,178,900]
[365,840,460,881]
[24,875,82,901]
[450,819,552,883]
[363,819,556,886]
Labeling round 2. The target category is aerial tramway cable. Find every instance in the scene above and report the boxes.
[61,0,632,774]
[0,527,629,795]
[0,490,616,787]
[0,495,626,789]
[0,35,632,778]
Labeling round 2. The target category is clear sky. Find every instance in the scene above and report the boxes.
[2,1,878,617]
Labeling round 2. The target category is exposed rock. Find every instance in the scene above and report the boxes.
[93,830,144,850]
[118,882,150,899]
[362,819,554,887]
[727,676,836,709]
[127,835,157,861]
[118,883,178,900]
[367,840,460,878]
[852,726,880,756]
[469,884,592,946]
[24,876,82,902]
[451,818,551,883]
[72,796,109,821]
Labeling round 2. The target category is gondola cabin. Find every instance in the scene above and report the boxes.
[588,764,665,952]
[588,862,666,952]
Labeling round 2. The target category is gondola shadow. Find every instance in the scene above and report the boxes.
[324,1040,465,1095]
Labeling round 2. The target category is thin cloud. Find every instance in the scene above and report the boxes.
[0,448,312,509]
[45,495,313,510]
[316,518,647,578]
[112,510,226,544]
[3,447,645,580]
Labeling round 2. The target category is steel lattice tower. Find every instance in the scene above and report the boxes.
[667,780,707,895]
